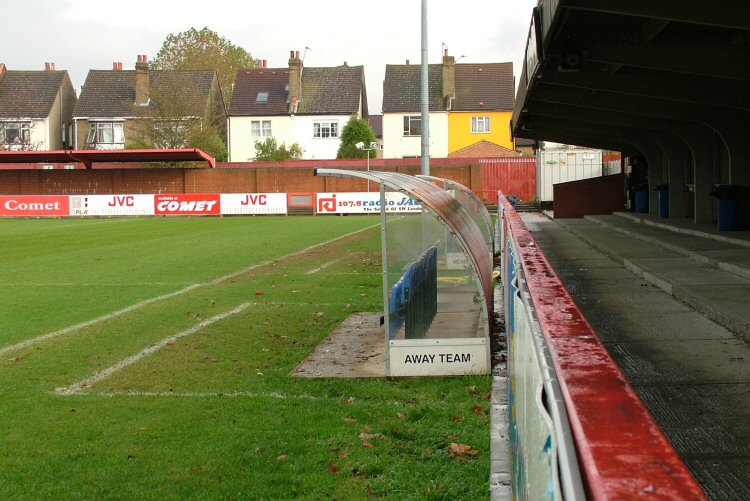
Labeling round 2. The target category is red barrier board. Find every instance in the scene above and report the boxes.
[0,195,69,216]
[154,194,220,215]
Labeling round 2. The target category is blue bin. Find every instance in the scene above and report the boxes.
[717,197,737,231]
[657,185,669,218]
[635,189,648,213]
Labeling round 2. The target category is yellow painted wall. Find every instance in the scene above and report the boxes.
[448,110,514,154]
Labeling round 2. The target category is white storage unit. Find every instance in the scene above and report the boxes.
[537,147,603,202]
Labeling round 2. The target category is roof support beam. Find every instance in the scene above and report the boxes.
[578,42,750,81]
[563,0,750,30]
[539,70,750,112]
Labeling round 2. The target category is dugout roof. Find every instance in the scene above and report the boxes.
[0,148,216,169]
[315,169,493,315]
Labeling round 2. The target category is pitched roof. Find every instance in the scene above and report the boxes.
[382,62,515,113]
[0,70,72,118]
[368,114,383,137]
[229,65,365,116]
[382,64,445,113]
[448,140,522,158]
[453,63,514,111]
[73,69,216,118]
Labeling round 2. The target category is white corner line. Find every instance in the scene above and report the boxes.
[56,302,255,396]
[0,284,202,357]
[305,257,344,275]
[91,390,319,400]
[2,221,380,357]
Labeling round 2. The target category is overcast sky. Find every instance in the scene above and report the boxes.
[3,0,538,113]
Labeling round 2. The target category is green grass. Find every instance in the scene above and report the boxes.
[0,216,491,500]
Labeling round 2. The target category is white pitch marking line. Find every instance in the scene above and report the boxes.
[306,257,344,275]
[56,302,254,396]
[209,222,380,285]
[92,390,318,400]
[0,284,201,357]
[1,221,380,356]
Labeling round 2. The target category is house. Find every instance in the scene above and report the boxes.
[381,52,515,158]
[381,60,448,159]
[0,62,77,150]
[72,55,225,150]
[448,140,521,158]
[228,51,367,161]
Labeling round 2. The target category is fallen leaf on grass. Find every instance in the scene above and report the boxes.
[359,432,385,448]
[339,450,349,458]
[472,405,486,415]
[396,412,407,420]
[255,290,265,296]
[190,466,202,473]
[366,484,375,498]
[343,417,357,424]
[327,462,341,474]
[452,415,462,423]
[277,454,289,461]
[448,443,479,459]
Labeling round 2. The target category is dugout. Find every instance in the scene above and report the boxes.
[315,169,492,377]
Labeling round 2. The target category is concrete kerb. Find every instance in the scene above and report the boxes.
[554,215,750,341]
[584,214,750,281]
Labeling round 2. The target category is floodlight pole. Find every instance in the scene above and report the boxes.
[420,0,430,176]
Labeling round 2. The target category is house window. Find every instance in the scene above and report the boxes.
[0,122,31,148]
[251,120,272,138]
[471,116,491,133]
[256,92,269,103]
[313,121,338,138]
[403,116,421,136]
[87,122,124,147]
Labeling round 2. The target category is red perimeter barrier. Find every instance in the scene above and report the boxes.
[481,158,536,202]
[501,195,706,500]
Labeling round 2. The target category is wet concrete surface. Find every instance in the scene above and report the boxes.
[522,213,750,501]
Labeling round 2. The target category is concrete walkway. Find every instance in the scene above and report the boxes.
[523,212,750,500]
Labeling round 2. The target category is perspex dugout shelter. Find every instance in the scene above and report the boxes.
[315,169,493,376]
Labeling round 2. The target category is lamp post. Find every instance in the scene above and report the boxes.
[356,141,378,191]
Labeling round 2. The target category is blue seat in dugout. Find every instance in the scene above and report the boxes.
[389,278,405,338]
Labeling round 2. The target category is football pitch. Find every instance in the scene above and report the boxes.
[0,216,491,500]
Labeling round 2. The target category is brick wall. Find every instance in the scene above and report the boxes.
[553,173,626,218]
[0,158,492,197]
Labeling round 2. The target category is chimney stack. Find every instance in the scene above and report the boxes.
[0,63,5,81]
[45,62,50,71]
[113,62,123,70]
[442,49,455,104]
[135,54,149,105]
[406,59,410,65]
[288,50,302,113]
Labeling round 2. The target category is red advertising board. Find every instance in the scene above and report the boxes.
[154,194,221,215]
[0,195,69,216]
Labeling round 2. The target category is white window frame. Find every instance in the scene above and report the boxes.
[471,116,491,133]
[251,120,272,138]
[403,115,421,136]
[87,122,124,146]
[0,121,31,147]
[313,120,338,139]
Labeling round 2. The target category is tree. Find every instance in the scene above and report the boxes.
[126,72,228,161]
[337,115,377,159]
[151,27,255,104]
[254,137,303,161]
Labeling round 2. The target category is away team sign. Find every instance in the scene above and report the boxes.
[316,192,422,214]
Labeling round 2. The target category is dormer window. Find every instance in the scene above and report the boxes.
[256,92,269,103]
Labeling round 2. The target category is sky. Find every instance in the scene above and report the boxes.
[3,0,538,114]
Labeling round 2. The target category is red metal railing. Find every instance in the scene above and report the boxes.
[501,193,707,500]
